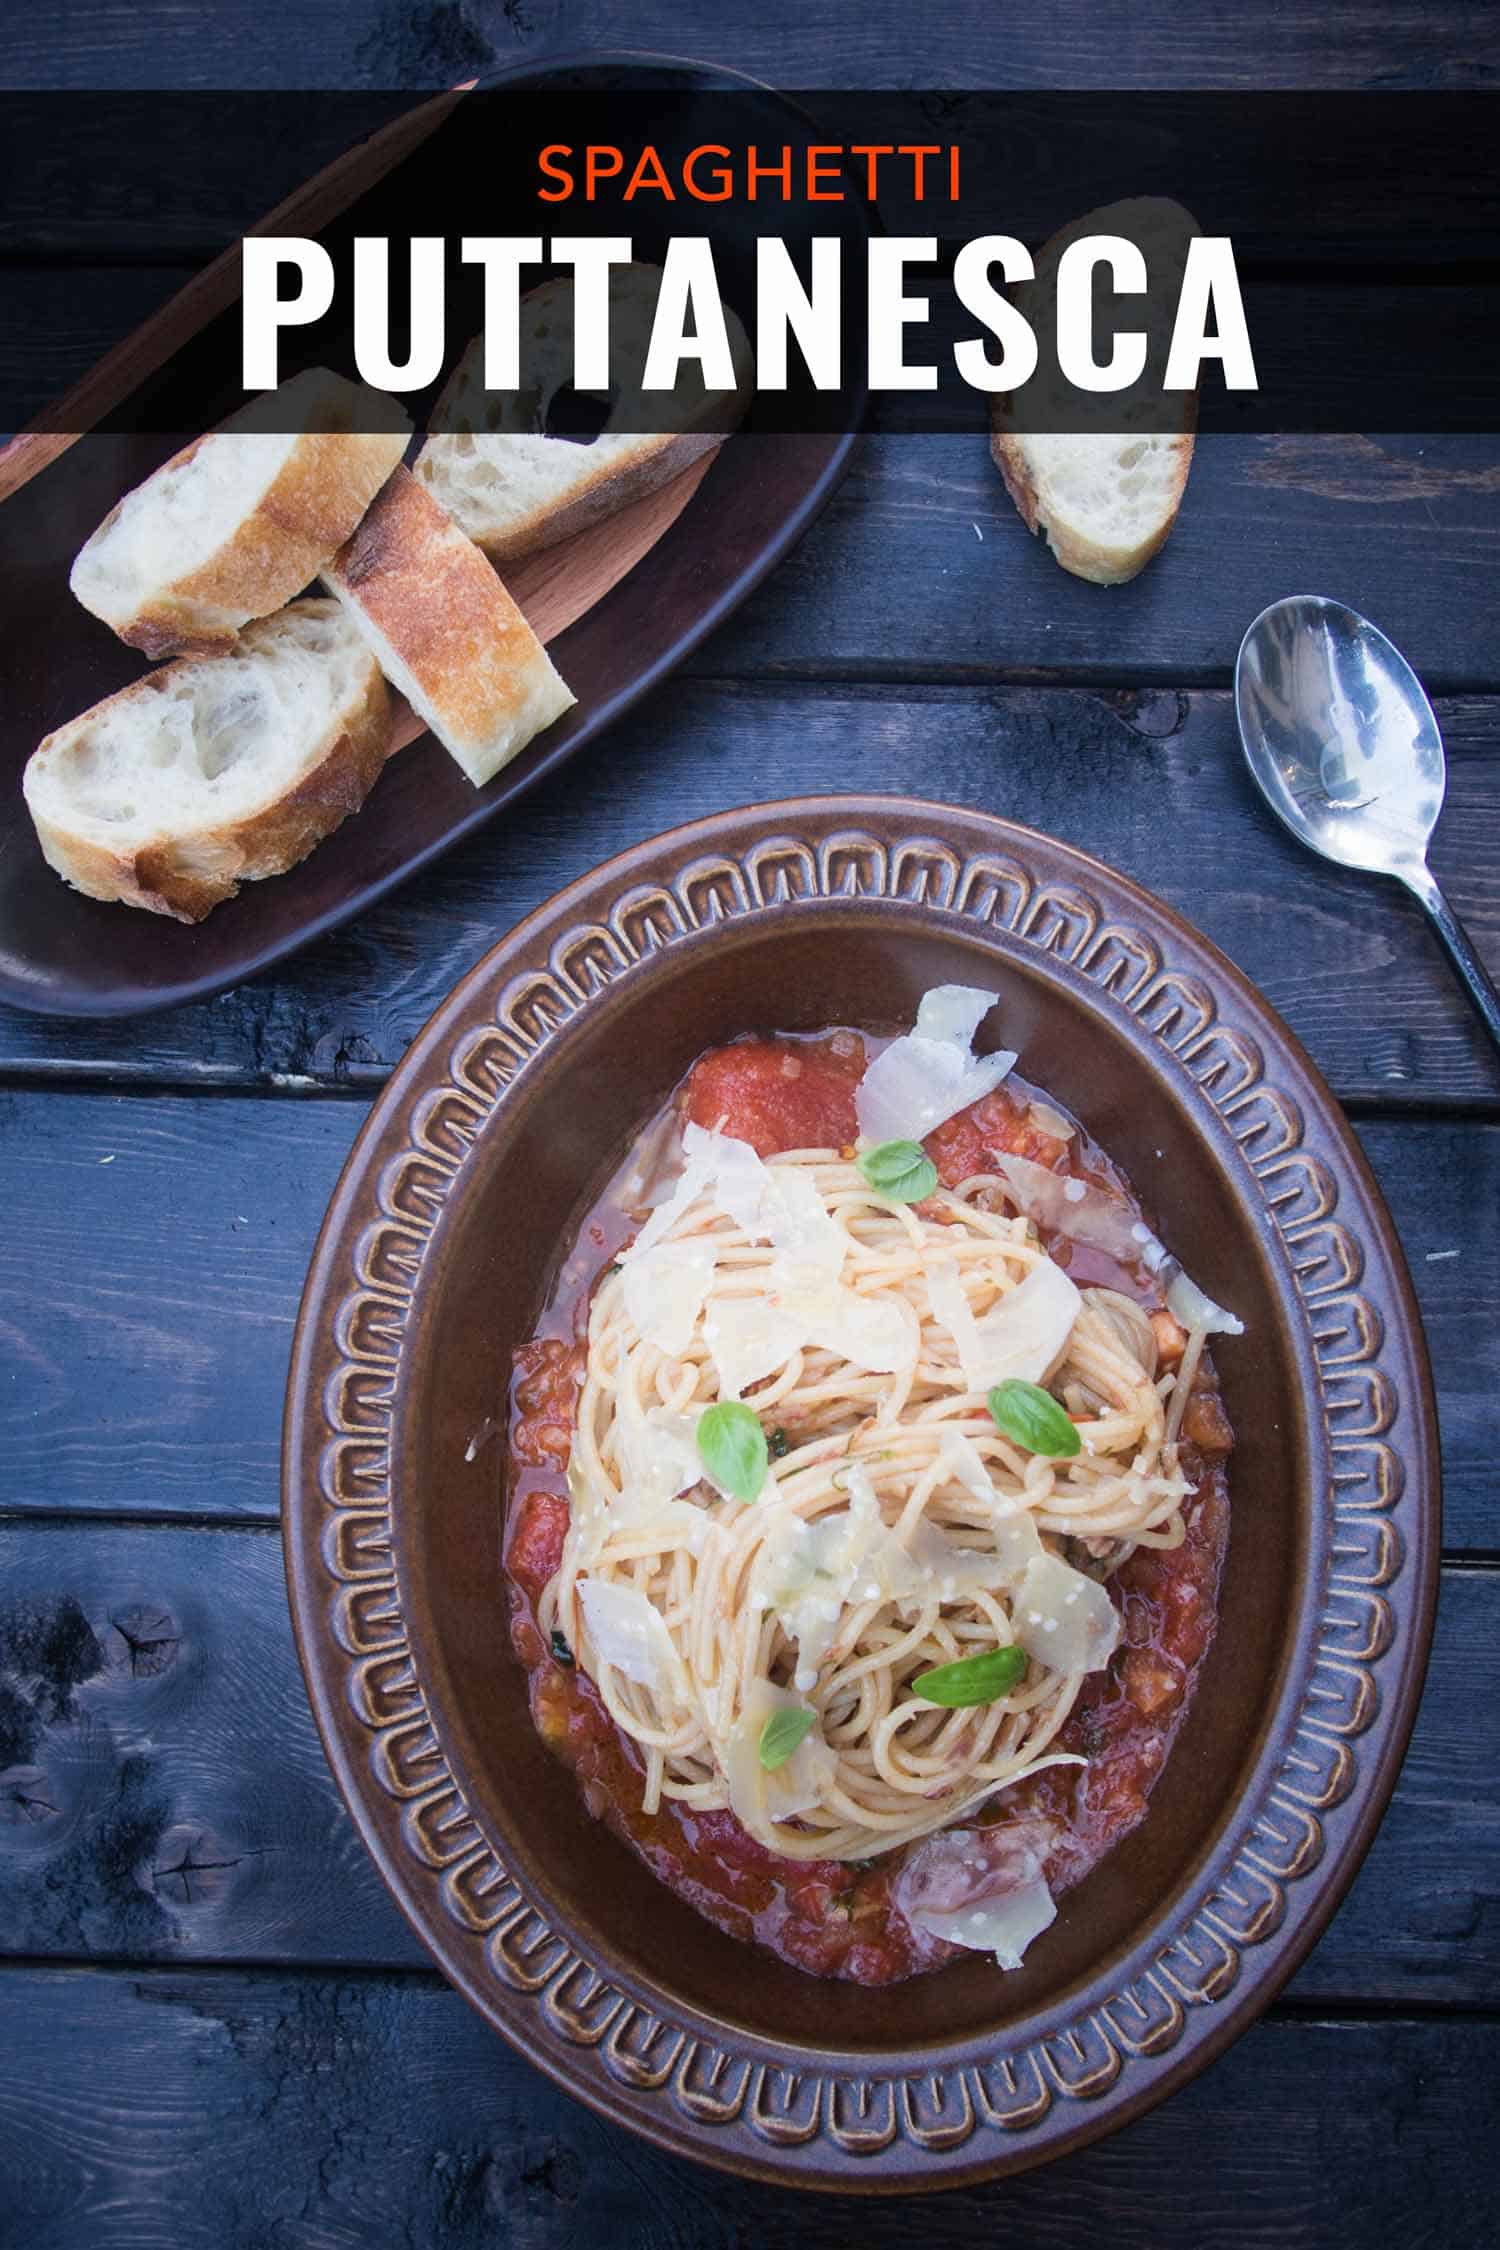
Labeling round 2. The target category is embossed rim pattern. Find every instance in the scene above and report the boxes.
[283,798,1439,2190]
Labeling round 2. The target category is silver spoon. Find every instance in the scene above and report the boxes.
[1236,594,1500,1056]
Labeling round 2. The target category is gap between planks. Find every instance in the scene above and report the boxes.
[0,1953,1493,2032]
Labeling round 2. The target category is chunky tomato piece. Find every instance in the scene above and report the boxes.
[681,1037,864,1157]
[925,1083,1070,1189]
[514,1337,583,1419]
[506,1489,570,1605]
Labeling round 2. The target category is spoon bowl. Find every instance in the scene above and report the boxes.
[1236,594,1500,1057]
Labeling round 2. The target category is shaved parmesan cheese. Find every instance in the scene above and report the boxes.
[970,1257,1082,1385]
[1026,1098,1075,1142]
[704,1272,912,1395]
[994,1156,1246,1342]
[934,1432,1043,1563]
[856,985,1016,1144]
[763,1165,846,1283]
[913,1873,1057,1969]
[928,1255,1081,1389]
[756,1458,1039,1683]
[926,1257,985,1381]
[689,1122,766,1237]
[1013,1551,1121,1675]
[893,1822,1057,1971]
[915,985,999,1047]
[614,1403,703,1507]
[622,1239,716,1358]
[703,1295,805,1398]
[937,1425,999,1507]
[759,1471,918,1685]
[993,1154,1143,1261]
[1165,1265,1245,1337]
[566,1407,715,1562]
[992,1511,1045,1576]
[677,1126,845,1277]
[789,1280,916,1374]
[578,1579,681,1697]
[722,1679,836,1844]
[626,1126,890,1393]
[629,1137,715,1256]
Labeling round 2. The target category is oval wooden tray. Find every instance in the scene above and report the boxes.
[0,66,860,1018]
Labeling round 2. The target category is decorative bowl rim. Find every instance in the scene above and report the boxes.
[282,792,1440,2191]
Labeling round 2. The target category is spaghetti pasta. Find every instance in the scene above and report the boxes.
[538,1135,1203,1866]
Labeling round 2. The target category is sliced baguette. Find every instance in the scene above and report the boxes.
[70,369,412,658]
[322,466,576,788]
[414,262,752,563]
[23,598,393,921]
[990,197,1198,585]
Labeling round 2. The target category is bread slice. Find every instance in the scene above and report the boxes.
[70,369,412,658]
[990,198,1198,585]
[321,467,576,789]
[414,262,752,562]
[23,598,394,921]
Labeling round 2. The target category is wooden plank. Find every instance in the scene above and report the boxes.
[0,1529,1491,2005]
[0,679,1496,1103]
[4,0,1496,92]
[0,1965,1492,2242]
[0,1523,416,1969]
[709,432,1500,694]
[1,1100,1494,1544]
[0,1093,364,1521]
[0,265,198,431]
[1366,1121,1500,1556]
[0,1530,388,1959]
[1289,1559,1500,2004]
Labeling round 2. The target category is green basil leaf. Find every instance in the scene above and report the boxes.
[857,1138,939,1204]
[759,1703,816,1769]
[987,1378,1082,1458]
[912,1645,1028,1707]
[697,1400,769,1501]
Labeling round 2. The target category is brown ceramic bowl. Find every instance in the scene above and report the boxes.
[283,797,1438,2191]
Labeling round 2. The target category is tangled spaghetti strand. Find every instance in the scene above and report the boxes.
[540,1146,1197,1863]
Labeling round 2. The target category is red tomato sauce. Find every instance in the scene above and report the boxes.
[504,1035,1232,1984]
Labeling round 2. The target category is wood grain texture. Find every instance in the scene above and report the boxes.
[712,431,1500,693]
[0,1525,1492,2002]
[0,1524,414,1967]
[0,1965,1492,2246]
[0,680,1495,1104]
[4,0,1497,90]
[0,1092,363,1520]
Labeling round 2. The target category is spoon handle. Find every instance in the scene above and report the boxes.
[1405,867,1500,1057]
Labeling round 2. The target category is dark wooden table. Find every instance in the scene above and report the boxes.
[3,6,1498,2244]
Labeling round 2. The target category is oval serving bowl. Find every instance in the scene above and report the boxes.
[283,797,1438,2191]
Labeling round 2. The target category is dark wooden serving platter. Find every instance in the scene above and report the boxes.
[0,66,860,1020]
